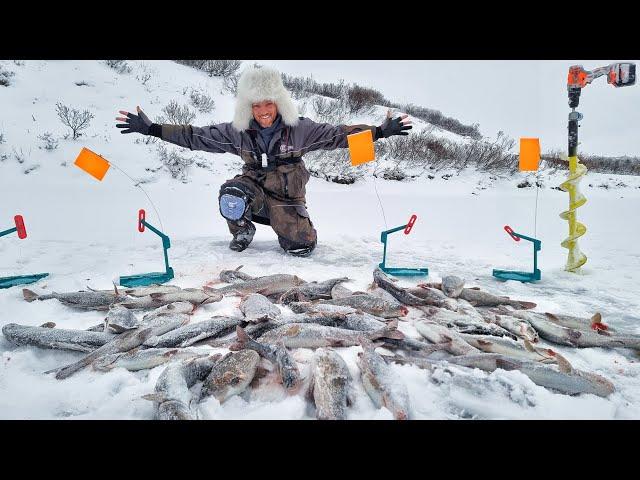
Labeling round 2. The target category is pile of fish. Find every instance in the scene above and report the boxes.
[3,265,637,420]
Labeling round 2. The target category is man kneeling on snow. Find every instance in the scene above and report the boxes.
[116,66,411,257]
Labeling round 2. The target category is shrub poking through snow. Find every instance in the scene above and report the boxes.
[157,100,196,125]
[188,88,216,113]
[0,65,15,86]
[175,60,242,78]
[55,102,94,140]
[156,144,194,181]
[344,84,383,115]
[222,73,240,96]
[38,132,59,151]
[104,60,132,74]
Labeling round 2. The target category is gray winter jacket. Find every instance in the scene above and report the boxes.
[157,118,379,201]
[159,118,378,169]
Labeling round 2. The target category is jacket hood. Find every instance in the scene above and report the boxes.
[233,66,299,131]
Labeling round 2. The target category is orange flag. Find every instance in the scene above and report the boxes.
[519,138,540,171]
[347,130,375,166]
[74,147,111,181]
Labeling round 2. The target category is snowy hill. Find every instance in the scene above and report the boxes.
[1,60,640,420]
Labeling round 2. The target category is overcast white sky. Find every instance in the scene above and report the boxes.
[258,60,640,157]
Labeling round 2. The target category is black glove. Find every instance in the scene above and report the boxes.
[116,107,160,136]
[377,115,412,138]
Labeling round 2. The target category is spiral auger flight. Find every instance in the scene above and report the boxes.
[559,155,587,271]
[561,63,636,272]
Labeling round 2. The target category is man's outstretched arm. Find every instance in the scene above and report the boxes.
[115,106,244,155]
[294,111,412,155]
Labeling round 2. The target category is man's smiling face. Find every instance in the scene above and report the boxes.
[252,100,278,128]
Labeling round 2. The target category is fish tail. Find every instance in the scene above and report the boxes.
[22,289,39,302]
[55,359,91,380]
[229,326,251,351]
[372,319,404,340]
[512,300,537,310]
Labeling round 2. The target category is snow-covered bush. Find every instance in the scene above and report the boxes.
[176,60,242,78]
[55,102,94,140]
[222,73,240,96]
[38,132,59,151]
[12,147,28,164]
[0,132,6,162]
[23,164,40,175]
[344,84,383,115]
[304,149,363,184]
[188,88,216,113]
[156,144,194,181]
[311,96,350,125]
[386,103,482,140]
[104,60,132,74]
[542,150,640,176]
[156,100,196,125]
[1,65,15,86]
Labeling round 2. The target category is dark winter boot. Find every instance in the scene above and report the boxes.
[229,220,256,252]
[285,243,316,257]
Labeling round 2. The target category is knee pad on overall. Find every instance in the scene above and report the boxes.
[219,185,251,222]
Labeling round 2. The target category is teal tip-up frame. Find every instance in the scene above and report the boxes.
[119,209,174,287]
[379,214,428,277]
[0,215,49,289]
[492,225,541,283]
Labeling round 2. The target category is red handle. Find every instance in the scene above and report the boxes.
[138,209,146,233]
[14,215,27,239]
[504,225,520,242]
[404,214,417,235]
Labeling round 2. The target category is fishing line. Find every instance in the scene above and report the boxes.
[109,161,165,232]
[372,172,388,231]
[533,171,540,238]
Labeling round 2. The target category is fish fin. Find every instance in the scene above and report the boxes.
[163,350,179,357]
[567,329,582,340]
[495,358,519,370]
[477,339,492,347]
[358,336,374,350]
[591,313,610,333]
[23,289,39,302]
[544,312,560,322]
[113,282,120,296]
[229,326,249,351]
[517,301,537,310]
[254,365,270,380]
[141,393,166,403]
[469,287,481,290]
[202,285,221,294]
[555,353,574,374]
[328,338,350,347]
[523,339,536,352]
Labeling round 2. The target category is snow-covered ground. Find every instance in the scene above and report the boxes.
[1,60,639,419]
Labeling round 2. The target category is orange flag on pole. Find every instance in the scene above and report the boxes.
[74,147,111,181]
[519,138,541,171]
[347,130,375,166]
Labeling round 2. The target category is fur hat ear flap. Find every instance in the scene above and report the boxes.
[232,66,299,131]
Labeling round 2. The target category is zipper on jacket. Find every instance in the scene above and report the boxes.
[283,172,289,197]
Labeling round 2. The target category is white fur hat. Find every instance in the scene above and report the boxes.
[232,66,299,131]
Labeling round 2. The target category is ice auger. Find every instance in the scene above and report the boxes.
[561,63,636,272]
